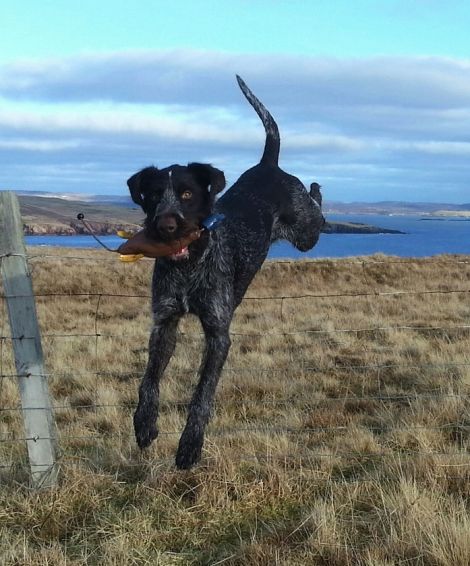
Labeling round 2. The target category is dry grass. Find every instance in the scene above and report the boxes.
[1,248,470,565]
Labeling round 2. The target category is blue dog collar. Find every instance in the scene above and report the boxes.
[201,213,225,231]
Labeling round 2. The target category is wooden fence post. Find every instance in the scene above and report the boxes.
[0,191,58,488]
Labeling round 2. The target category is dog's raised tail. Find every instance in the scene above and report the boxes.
[236,75,280,166]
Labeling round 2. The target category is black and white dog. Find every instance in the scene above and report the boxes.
[127,75,324,469]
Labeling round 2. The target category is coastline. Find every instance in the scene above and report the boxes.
[23,220,405,237]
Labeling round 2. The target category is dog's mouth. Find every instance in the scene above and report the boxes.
[157,226,196,261]
[168,246,190,261]
[145,215,204,260]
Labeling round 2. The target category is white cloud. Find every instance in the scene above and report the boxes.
[407,140,470,155]
[1,49,470,201]
[2,50,470,110]
[0,138,80,151]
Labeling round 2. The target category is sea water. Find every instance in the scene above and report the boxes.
[24,214,470,259]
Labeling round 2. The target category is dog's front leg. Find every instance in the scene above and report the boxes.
[134,314,180,449]
[175,317,232,469]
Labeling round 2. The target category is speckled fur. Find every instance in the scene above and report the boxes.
[129,75,325,469]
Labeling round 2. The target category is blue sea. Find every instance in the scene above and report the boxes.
[25,214,470,259]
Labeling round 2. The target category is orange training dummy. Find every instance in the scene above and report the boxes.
[117,213,226,262]
[117,229,202,262]
[75,212,222,262]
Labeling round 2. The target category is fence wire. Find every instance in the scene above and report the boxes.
[1,253,470,478]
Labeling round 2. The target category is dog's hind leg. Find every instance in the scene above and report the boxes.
[292,184,324,251]
[175,309,232,469]
[134,311,181,449]
[273,179,325,252]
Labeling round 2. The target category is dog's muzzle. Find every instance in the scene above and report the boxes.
[150,207,196,260]
[156,213,179,237]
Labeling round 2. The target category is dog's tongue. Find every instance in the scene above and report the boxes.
[169,246,189,260]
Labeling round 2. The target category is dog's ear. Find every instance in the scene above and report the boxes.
[187,163,226,199]
[127,167,158,208]
[127,170,145,207]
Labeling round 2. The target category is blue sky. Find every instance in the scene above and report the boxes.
[1,0,470,202]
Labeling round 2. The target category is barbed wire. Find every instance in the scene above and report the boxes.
[1,453,469,475]
[1,323,469,342]
[2,421,470,444]
[0,252,27,260]
[25,252,470,266]
[1,387,470,413]
[1,253,470,483]
[1,364,470,387]
[2,286,470,302]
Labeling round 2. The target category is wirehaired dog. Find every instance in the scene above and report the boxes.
[127,75,324,469]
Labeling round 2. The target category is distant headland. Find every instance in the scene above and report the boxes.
[14,191,470,236]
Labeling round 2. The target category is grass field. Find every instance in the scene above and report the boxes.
[1,249,470,565]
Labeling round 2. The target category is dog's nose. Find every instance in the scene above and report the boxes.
[157,214,178,235]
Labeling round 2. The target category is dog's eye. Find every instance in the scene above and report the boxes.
[181,190,192,200]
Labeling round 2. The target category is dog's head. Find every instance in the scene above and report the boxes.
[127,163,225,258]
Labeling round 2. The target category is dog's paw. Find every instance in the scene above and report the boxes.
[135,425,159,449]
[134,412,159,449]
[175,430,204,469]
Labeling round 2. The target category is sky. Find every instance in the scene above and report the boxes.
[1,1,470,203]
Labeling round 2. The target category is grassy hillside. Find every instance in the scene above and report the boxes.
[18,195,142,224]
[0,250,469,564]
[18,194,143,234]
